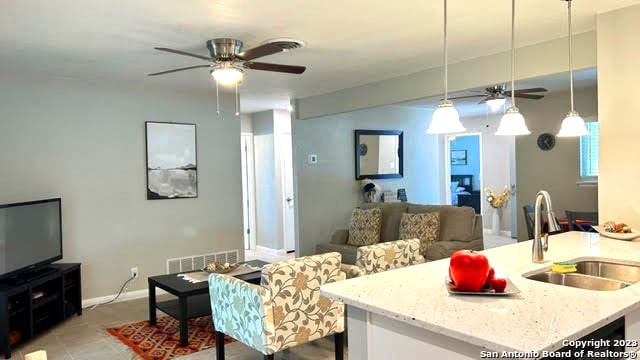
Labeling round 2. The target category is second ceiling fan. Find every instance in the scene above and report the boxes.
[448,85,548,112]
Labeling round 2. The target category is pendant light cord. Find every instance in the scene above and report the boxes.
[567,0,575,112]
[443,0,448,100]
[510,0,516,107]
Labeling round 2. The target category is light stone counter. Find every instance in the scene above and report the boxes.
[321,231,640,359]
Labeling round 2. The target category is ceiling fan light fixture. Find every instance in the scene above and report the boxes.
[210,66,243,86]
[557,111,588,137]
[427,100,465,134]
[495,106,531,136]
[486,97,506,112]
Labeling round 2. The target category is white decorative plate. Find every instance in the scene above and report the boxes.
[593,226,640,241]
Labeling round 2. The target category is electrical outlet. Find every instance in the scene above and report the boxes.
[131,267,139,279]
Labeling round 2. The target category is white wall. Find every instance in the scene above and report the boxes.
[293,106,442,256]
[597,5,640,229]
[0,76,243,299]
[240,113,253,133]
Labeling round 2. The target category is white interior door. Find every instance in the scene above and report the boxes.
[241,134,256,250]
[281,133,295,252]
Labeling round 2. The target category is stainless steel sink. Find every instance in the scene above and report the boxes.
[524,258,640,291]
[574,260,640,284]
[525,271,628,291]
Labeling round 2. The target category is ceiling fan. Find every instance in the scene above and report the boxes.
[448,85,548,111]
[148,38,306,115]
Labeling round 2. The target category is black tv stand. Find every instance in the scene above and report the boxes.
[0,263,81,359]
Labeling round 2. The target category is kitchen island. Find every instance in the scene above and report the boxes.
[321,232,640,359]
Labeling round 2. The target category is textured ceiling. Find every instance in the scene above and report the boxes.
[0,0,636,112]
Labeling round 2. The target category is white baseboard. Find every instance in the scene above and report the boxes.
[255,245,287,256]
[82,288,167,308]
[483,229,512,237]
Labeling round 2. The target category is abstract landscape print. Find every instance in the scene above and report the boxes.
[145,122,197,200]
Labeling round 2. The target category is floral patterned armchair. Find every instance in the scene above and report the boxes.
[208,252,345,360]
[340,238,425,279]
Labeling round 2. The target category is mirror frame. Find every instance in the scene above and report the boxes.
[354,129,404,180]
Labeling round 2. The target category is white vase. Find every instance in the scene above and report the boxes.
[491,208,502,235]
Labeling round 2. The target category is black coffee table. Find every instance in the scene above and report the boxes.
[148,259,268,346]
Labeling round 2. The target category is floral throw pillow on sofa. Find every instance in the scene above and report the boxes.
[398,212,440,256]
[347,208,382,246]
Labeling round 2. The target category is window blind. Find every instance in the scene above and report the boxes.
[579,121,599,179]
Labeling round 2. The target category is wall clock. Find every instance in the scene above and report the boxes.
[537,133,556,151]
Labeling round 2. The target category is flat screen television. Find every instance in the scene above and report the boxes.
[0,198,62,279]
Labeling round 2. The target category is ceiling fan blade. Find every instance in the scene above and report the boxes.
[154,47,213,61]
[237,43,284,61]
[148,64,212,76]
[244,62,306,74]
[514,93,545,100]
[448,94,484,100]
[513,87,548,93]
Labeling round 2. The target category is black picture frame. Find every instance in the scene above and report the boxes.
[145,121,198,200]
[354,129,403,180]
[451,150,468,165]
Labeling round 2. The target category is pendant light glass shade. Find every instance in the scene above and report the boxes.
[496,0,530,136]
[496,106,531,136]
[557,111,588,137]
[427,100,465,134]
[427,0,465,134]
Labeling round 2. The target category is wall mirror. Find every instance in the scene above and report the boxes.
[355,129,403,180]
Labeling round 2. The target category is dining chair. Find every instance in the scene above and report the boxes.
[209,252,345,360]
[522,204,535,240]
[565,211,599,232]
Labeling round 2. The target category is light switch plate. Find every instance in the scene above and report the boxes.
[308,154,318,164]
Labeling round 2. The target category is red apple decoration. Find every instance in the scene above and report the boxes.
[490,278,507,293]
[483,267,495,288]
[449,250,490,292]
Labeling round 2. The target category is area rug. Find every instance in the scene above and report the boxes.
[107,316,234,359]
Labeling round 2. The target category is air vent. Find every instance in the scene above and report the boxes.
[261,38,306,51]
[166,249,240,274]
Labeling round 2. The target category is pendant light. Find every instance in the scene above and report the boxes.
[557,0,588,137]
[495,0,531,136]
[426,0,465,134]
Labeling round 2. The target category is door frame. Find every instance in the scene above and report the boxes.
[443,132,483,216]
[241,133,257,250]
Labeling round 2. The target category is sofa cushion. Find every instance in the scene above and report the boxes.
[425,238,484,261]
[347,207,382,246]
[362,203,409,242]
[407,204,475,242]
[398,212,440,256]
[316,243,358,265]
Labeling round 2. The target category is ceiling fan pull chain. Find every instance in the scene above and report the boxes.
[215,80,220,115]
[235,83,240,116]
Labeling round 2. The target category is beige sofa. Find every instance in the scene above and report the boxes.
[316,203,483,264]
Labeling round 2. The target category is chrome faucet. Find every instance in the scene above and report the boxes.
[532,190,562,263]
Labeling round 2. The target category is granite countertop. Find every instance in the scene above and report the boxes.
[320,231,640,353]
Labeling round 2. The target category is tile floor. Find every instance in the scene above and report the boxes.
[244,249,295,264]
[11,296,343,360]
